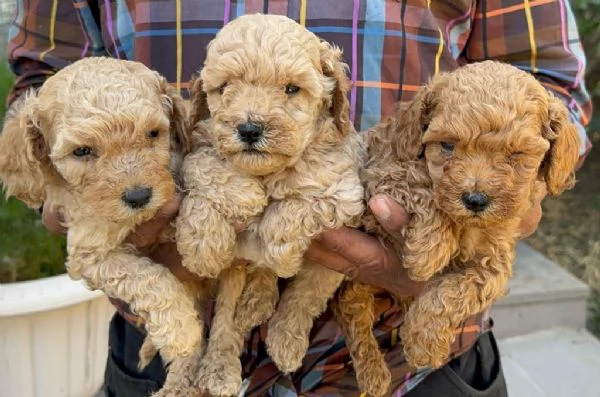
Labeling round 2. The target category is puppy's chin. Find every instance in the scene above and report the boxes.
[228,151,292,176]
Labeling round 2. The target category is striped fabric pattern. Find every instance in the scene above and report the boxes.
[5,1,594,395]
[109,291,493,396]
[6,0,592,152]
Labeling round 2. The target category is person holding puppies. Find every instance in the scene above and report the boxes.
[4,1,592,397]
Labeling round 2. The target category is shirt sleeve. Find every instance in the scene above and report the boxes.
[463,0,593,160]
[6,0,105,107]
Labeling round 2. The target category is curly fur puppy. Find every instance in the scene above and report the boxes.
[333,60,581,396]
[175,14,365,397]
[0,57,204,369]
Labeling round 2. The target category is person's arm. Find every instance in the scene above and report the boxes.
[464,0,593,165]
[5,1,104,107]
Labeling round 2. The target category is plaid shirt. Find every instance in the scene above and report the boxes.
[5,1,594,396]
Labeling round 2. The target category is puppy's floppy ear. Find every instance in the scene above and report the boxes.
[189,75,211,130]
[319,41,351,134]
[0,90,49,208]
[161,84,193,155]
[388,84,436,161]
[540,95,581,196]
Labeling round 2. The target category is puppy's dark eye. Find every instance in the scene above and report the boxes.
[218,83,228,95]
[72,147,93,157]
[285,84,300,95]
[440,142,455,152]
[147,130,159,138]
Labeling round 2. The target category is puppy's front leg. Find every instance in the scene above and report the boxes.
[69,248,202,364]
[151,279,212,397]
[177,193,238,278]
[266,260,345,373]
[258,199,324,278]
[177,149,267,278]
[151,343,205,397]
[401,249,513,368]
[402,206,458,282]
[370,162,458,283]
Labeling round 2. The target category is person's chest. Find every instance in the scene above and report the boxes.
[98,0,474,129]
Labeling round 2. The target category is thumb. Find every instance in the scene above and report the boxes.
[368,194,410,237]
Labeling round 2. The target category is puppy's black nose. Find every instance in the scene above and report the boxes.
[122,187,153,209]
[461,191,489,213]
[237,122,264,144]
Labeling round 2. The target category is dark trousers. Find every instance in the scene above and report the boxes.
[104,313,508,397]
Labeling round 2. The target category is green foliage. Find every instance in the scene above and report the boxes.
[0,193,67,283]
[571,0,600,102]
[0,60,12,118]
[0,61,67,283]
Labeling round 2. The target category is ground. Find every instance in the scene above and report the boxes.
[526,114,600,336]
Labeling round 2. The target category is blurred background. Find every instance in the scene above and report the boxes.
[0,2,68,285]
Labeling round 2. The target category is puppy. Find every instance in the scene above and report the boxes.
[333,60,581,396]
[175,14,365,397]
[0,57,204,372]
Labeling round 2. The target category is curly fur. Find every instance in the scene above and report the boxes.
[0,57,205,379]
[173,14,364,397]
[333,61,581,396]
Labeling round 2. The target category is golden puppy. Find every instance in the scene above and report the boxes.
[175,14,365,397]
[0,57,204,371]
[333,60,581,396]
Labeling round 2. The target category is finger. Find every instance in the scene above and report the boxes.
[148,243,197,282]
[128,193,183,248]
[317,226,388,267]
[307,239,423,296]
[233,221,248,233]
[41,203,68,235]
[518,202,542,239]
[305,241,361,278]
[368,194,410,237]
[518,184,546,239]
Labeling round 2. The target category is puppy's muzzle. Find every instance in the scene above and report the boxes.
[122,187,153,209]
[461,191,490,213]
[237,122,264,145]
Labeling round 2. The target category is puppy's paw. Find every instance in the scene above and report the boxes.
[151,387,202,397]
[403,249,441,282]
[151,369,202,397]
[146,313,203,364]
[400,315,453,369]
[235,281,278,333]
[356,358,391,397]
[266,329,307,373]
[262,242,304,278]
[176,198,237,278]
[197,355,242,397]
[405,264,437,283]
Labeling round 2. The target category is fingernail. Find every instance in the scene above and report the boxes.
[371,197,391,222]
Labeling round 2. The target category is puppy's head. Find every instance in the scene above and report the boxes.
[0,57,191,223]
[192,13,351,176]
[395,61,580,226]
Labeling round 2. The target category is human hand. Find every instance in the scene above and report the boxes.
[41,201,68,235]
[305,194,424,297]
[125,193,200,281]
[518,184,546,239]
[41,194,198,281]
